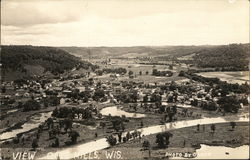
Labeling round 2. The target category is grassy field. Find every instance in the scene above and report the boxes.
[100,122,249,159]
[95,61,188,84]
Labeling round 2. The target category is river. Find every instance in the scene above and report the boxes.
[100,106,146,118]
[0,111,52,141]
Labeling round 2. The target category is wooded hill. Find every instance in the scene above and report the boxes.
[1,45,98,80]
[192,44,249,71]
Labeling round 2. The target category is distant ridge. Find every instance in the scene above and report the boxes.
[60,43,249,59]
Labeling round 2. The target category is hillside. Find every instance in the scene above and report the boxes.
[60,46,211,59]
[61,44,249,70]
[193,44,250,71]
[1,45,98,81]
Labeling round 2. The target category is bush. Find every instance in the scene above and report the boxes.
[23,99,41,112]
[106,135,117,146]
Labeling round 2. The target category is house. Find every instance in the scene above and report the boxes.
[60,98,66,105]
[76,86,85,92]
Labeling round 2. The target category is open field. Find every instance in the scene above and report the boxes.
[197,71,249,84]
[101,122,249,159]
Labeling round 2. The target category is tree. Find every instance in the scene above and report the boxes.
[32,139,38,150]
[111,119,123,132]
[145,71,149,75]
[23,99,41,112]
[100,122,106,129]
[162,132,173,147]
[49,96,60,106]
[210,124,216,135]
[87,78,94,85]
[169,65,173,70]
[93,89,105,101]
[46,118,54,129]
[143,95,149,102]
[117,132,122,143]
[106,135,117,146]
[52,107,59,117]
[197,124,200,131]
[230,122,236,131]
[52,137,59,147]
[128,71,133,78]
[68,130,80,144]
[152,69,158,76]
[142,140,150,150]
[130,90,139,103]
[44,101,49,108]
[64,119,73,132]
[156,133,165,148]
[172,105,177,114]
[1,86,6,93]
[140,121,144,128]
[142,140,151,158]
[139,71,142,75]
[126,132,131,140]
[217,96,241,113]
[156,132,173,148]
[178,70,185,77]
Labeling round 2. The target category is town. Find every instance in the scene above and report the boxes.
[0,50,249,159]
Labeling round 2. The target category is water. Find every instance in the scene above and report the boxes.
[100,106,146,118]
[38,113,249,160]
[177,104,194,108]
[6,109,18,114]
[0,112,52,141]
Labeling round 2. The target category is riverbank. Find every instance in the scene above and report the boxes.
[0,106,57,133]
[100,122,249,159]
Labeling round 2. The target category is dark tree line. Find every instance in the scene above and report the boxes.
[52,107,93,119]
[179,71,249,94]
[1,45,98,75]
[96,67,127,75]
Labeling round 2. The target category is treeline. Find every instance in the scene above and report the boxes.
[193,44,249,71]
[152,69,173,77]
[95,67,127,75]
[52,107,95,119]
[179,71,249,94]
[1,45,98,75]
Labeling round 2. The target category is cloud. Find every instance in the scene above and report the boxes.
[1,0,249,46]
[1,0,86,27]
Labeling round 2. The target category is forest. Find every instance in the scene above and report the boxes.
[192,44,249,71]
[1,45,98,76]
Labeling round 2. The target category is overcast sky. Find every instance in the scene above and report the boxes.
[1,0,249,46]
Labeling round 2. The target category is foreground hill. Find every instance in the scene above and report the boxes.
[1,45,98,81]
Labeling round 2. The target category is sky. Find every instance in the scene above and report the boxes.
[1,0,249,47]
